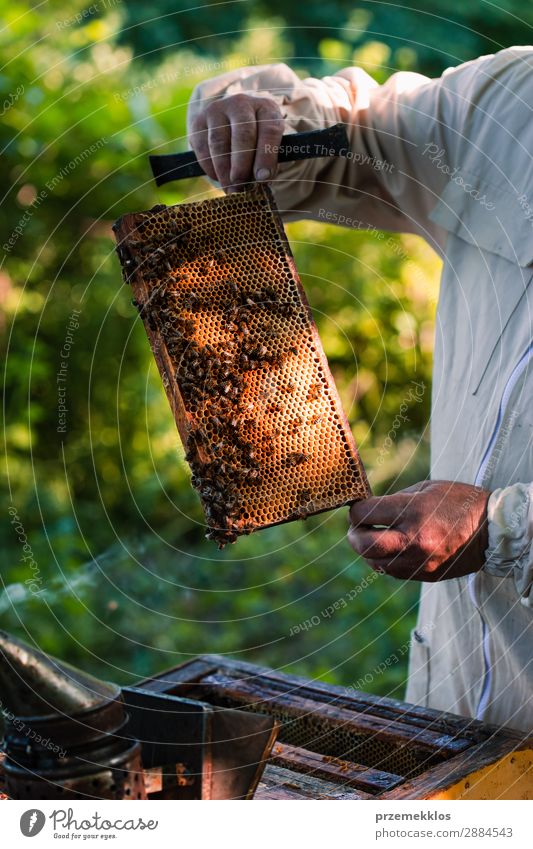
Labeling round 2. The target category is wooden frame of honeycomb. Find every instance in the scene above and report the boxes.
[113,184,370,547]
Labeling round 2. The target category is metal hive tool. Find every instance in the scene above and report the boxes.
[113,183,370,547]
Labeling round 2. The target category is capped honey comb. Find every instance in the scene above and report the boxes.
[113,184,370,547]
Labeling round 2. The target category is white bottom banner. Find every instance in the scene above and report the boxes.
[1,799,531,848]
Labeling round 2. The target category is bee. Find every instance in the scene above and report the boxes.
[217,394,233,409]
[309,413,324,425]
[298,489,312,504]
[185,435,200,460]
[184,293,201,311]
[145,311,159,332]
[180,381,196,399]
[258,386,274,401]
[278,303,295,318]
[307,382,321,401]
[289,345,298,356]
[215,248,226,261]
[280,382,296,394]
[247,344,267,361]
[182,369,199,382]
[267,352,285,369]
[286,452,309,467]
[216,533,237,549]
[227,279,240,298]
[263,286,278,303]
[292,507,308,521]
[198,484,217,500]
[181,318,196,336]
[261,437,275,456]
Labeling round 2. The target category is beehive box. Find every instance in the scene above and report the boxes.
[139,655,533,800]
[113,185,369,547]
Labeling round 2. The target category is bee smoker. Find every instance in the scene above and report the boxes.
[0,630,278,800]
[0,631,146,799]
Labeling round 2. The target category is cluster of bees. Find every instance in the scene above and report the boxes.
[118,208,325,548]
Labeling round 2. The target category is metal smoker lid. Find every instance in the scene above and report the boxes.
[0,630,119,720]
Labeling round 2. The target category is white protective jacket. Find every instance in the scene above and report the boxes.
[188,47,533,733]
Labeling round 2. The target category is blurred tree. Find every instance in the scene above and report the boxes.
[117,0,533,75]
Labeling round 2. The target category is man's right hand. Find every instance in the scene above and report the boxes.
[188,93,285,193]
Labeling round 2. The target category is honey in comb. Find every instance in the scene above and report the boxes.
[113,184,370,547]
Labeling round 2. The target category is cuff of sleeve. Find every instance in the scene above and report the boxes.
[483,483,533,605]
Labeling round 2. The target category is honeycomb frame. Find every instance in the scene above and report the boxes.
[113,184,370,546]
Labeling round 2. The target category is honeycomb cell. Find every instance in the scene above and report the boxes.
[113,184,370,547]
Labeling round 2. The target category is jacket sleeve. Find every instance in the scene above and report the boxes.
[483,483,533,607]
[187,54,502,253]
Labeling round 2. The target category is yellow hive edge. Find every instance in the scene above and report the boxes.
[428,747,533,800]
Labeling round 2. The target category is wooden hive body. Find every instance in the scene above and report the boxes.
[113,185,369,546]
[139,655,533,800]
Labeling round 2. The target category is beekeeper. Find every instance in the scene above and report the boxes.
[187,47,533,733]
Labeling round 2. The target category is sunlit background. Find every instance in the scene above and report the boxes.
[1,1,528,696]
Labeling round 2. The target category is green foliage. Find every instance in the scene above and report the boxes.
[2,0,510,697]
[119,0,533,75]
[0,514,421,694]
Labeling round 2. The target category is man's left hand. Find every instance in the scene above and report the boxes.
[348,480,491,581]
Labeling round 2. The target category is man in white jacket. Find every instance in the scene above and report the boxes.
[187,47,533,733]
